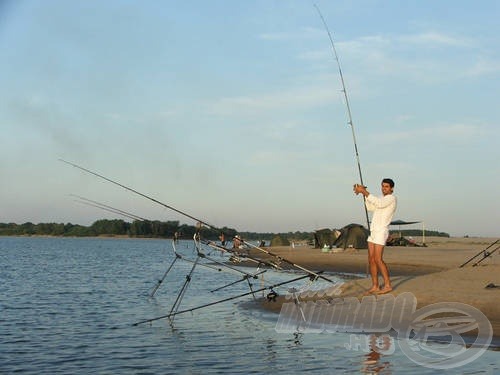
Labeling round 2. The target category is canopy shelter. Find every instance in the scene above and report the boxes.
[390,219,426,245]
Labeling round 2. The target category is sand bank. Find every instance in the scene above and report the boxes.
[253,237,500,339]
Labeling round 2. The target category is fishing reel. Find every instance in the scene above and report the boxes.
[266,289,278,302]
[269,258,282,270]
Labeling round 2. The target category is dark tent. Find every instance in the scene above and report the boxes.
[314,224,369,250]
[313,228,339,249]
[333,223,369,249]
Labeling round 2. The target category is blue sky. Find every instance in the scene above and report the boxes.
[1,0,498,237]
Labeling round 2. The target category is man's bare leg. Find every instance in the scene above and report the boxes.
[366,241,380,294]
[373,243,392,293]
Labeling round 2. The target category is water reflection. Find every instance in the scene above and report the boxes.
[292,332,303,346]
[361,334,393,374]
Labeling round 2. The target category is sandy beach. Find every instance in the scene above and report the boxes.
[252,237,500,339]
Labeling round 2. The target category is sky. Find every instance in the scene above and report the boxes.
[1,0,499,237]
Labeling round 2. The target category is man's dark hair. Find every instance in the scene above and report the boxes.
[382,178,395,188]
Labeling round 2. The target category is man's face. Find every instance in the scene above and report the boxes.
[381,182,393,196]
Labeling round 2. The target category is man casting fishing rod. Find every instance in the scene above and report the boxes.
[354,178,397,295]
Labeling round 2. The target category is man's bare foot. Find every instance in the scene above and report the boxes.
[376,286,393,295]
[364,286,379,295]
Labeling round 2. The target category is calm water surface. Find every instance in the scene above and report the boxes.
[1,237,498,374]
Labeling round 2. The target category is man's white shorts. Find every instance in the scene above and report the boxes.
[367,230,389,246]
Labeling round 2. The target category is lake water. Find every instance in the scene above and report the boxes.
[1,237,498,374]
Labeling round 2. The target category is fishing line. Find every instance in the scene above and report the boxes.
[313,4,370,230]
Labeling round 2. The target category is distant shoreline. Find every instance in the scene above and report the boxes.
[0,234,173,240]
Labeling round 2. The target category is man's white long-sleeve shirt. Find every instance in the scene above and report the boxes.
[365,194,397,232]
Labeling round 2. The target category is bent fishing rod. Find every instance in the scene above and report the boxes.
[314,4,370,231]
[59,159,336,284]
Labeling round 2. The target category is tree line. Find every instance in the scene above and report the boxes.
[0,220,314,241]
[0,220,449,241]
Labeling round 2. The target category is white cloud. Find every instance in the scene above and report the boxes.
[258,26,323,41]
[205,85,336,116]
[301,30,495,83]
[466,57,500,76]
[397,32,471,47]
[374,123,487,144]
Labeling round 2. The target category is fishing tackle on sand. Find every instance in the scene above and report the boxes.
[459,239,499,268]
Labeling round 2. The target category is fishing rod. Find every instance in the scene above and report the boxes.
[241,239,335,282]
[60,159,336,284]
[133,272,317,326]
[151,237,271,298]
[69,193,267,296]
[313,4,370,231]
[150,248,181,297]
[167,235,202,320]
[66,168,326,322]
[60,159,209,226]
[75,192,276,275]
[204,240,282,270]
[459,239,499,268]
[209,270,266,293]
[153,236,269,303]
[165,233,262,319]
[191,240,267,280]
[72,194,147,222]
[473,245,498,267]
[151,241,240,298]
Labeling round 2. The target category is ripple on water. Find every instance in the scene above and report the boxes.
[0,237,498,374]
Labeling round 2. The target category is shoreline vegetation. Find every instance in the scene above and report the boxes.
[0,219,450,241]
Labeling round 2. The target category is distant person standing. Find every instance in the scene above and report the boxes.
[219,232,226,247]
[354,178,397,294]
[233,235,242,249]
